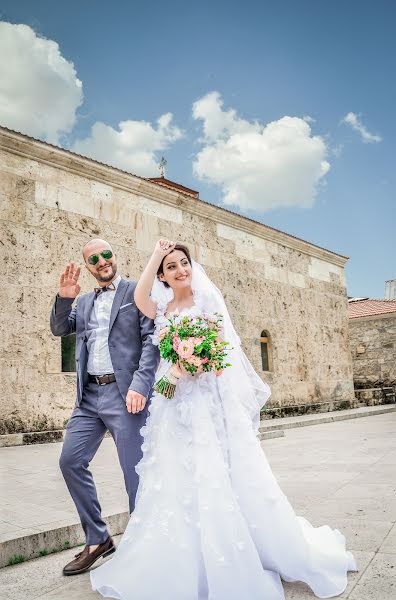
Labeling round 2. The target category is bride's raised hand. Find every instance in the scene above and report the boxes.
[153,239,176,259]
[59,261,81,298]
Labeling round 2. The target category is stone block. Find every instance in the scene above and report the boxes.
[308,257,345,284]
[0,173,33,223]
[265,265,289,284]
[58,187,96,218]
[139,195,183,224]
[0,433,23,447]
[196,245,223,268]
[217,223,279,255]
[35,181,59,209]
[287,271,306,288]
[135,212,160,254]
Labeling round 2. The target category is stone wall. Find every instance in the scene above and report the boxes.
[349,313,396,385]
[0,128,355,434]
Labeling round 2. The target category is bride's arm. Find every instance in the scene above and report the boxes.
[134,239,176,318]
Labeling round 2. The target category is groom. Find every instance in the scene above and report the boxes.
[50,239,159,575]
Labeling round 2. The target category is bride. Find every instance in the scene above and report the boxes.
[91,239,357,599]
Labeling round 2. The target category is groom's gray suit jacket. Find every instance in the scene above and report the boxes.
[50,278,159,405]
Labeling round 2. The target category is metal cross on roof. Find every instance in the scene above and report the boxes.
[159,156,167,178]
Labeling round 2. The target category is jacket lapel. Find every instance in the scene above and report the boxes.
[109,279,129,334]
[83,291,96,330]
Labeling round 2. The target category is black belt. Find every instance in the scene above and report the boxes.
[88,373,116,385]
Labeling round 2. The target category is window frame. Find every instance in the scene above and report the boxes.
[260,330,271,372]
[61,333,77,373]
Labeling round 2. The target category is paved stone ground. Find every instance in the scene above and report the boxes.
[1,412,395,599]
[0,440,128,540]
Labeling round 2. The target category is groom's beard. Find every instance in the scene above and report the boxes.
[95,263,117,283]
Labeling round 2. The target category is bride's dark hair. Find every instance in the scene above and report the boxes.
[157,243,192,288]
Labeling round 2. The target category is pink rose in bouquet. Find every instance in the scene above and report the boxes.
[187,355,202,368]
[177,339,195,359]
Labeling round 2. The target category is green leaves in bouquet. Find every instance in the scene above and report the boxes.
[157,312,232,375]
[158,336,178,362]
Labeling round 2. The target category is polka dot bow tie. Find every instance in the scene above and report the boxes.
[94,282,116,296]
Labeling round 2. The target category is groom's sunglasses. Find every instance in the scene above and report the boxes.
[87,250,113,265]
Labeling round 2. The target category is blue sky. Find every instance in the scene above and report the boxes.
[1,0,394,297]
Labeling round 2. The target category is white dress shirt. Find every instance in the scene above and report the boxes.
[87,275,121,375]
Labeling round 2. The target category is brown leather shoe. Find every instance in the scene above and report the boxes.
[62,536,115,575]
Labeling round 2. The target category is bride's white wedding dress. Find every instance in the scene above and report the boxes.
[91,299,356,600]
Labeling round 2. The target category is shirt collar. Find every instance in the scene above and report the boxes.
[112,275,122,290]
[95,275,122,293]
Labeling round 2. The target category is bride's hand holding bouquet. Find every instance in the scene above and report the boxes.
[154,311,232,399]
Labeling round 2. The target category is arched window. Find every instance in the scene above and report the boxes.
[61,334,76,372]
[260,330,271,372]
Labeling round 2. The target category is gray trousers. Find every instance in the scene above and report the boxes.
[59,380,147,545]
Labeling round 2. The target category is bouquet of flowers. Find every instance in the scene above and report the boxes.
[153,311,232,399]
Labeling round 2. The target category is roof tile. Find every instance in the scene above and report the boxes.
[348,298,396,318]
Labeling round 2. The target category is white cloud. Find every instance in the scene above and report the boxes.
[0,22,83,144]
[341,112,382,143]
[192,92,330,212]
[192,91,258,142]
[71,113,183,175]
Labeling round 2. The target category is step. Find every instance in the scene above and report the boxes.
[259,403,396,432]
[0,512,129,569]
[0,429,113,448]
[258,429,285,441]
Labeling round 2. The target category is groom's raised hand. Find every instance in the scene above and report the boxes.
[59,262,81,298]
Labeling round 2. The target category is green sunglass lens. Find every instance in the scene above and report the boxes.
[88,250,113,265]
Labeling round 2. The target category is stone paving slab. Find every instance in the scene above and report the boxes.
[0,412,395,597]
[380,522,396,554]
[260,403,396,431]
[348,552,396,599]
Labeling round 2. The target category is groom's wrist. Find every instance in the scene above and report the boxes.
[128,381,148,398]
[54,294,74,313]
[56,294,74,304]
